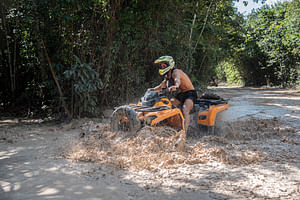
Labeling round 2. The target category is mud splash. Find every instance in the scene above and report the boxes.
[63,118,292,171]
[218,117,296,140]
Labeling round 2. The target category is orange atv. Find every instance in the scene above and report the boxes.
[110,90,228,135]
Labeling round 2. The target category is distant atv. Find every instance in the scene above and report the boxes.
[209,77,218,87]
[110,89,228,136]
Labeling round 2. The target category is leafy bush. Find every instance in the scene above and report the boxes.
[64,56,103,117]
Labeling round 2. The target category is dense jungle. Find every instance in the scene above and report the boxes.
[1,0,299,118]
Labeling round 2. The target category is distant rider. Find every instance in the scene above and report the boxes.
[148,56,197,133]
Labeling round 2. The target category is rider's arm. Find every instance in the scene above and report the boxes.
[169,69,180,91]
[149,80,166,92]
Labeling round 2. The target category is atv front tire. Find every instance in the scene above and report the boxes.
[110,105,141,133]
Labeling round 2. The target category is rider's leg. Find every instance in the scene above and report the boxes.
[182,99,194,132]
[171,98,181,107]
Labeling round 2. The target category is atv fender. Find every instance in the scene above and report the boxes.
[143,108,185,130]
[197,104,229,126]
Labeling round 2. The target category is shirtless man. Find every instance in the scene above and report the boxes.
[149,56,197,132]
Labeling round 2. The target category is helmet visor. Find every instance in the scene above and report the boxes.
[159,63,168,69]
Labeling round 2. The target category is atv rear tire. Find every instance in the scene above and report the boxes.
[110,105,141,133]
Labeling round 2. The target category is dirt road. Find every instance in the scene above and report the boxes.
[1,86,299,200]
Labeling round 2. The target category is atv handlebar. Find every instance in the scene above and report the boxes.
[161,87,180,97]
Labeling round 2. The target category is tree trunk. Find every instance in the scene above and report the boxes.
[193,1,213,52]
[42,41,72,119]
[188,2,198,73]
[1,2,15,96]
[32,0,48,80]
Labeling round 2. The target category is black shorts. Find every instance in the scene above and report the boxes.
[175,90,198,105]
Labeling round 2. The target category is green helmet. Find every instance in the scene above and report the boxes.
[154,56,175,76]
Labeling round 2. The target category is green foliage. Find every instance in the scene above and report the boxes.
[1,0,298,118]
[64,56,103,117]
[216,60,242,85]
[238,1,299,87]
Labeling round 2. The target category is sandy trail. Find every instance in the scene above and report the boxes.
[0,86,299,200]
